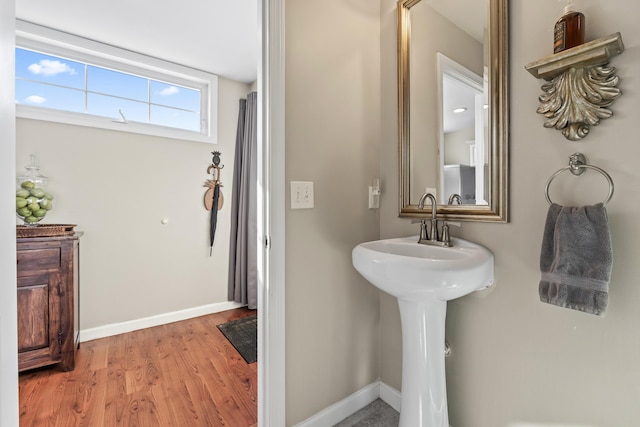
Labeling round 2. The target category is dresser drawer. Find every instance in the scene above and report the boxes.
[17,248,61,274]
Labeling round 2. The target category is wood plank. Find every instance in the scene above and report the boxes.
[19,308,257,426]
[62,342,108,427]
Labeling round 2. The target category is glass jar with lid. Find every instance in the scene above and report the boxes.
[16,155,54,225]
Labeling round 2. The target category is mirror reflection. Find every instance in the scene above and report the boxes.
[398,0,508,221]
[438,52,487,205]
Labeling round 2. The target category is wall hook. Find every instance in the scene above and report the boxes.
[204,152,224,255]
[204,151,224,210]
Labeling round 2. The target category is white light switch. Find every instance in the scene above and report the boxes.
[290,181,314,209]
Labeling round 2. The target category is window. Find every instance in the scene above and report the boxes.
[15,20,218,144]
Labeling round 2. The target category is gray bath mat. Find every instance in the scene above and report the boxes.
[217,315,257,364]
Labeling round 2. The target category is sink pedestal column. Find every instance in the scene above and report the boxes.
[398,298,448,427]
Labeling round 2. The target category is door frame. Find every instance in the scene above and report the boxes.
[1,0,19,425]
[258,0,286,426]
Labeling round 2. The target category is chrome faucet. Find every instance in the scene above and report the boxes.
[416,192,452,247]
[417,192,438,243]
[448,193,462,205]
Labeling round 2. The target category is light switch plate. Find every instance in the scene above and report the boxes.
[290,181,314,209]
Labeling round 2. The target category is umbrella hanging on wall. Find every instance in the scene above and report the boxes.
[204,151,224,255]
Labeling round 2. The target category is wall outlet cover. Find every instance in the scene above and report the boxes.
[290,181,314,209]
[425,187,437,199]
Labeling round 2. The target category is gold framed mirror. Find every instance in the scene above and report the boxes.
[398,0,509,221]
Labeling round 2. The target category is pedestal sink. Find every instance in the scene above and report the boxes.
[352,236,494,427]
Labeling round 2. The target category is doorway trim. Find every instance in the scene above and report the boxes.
[258,0,286,426]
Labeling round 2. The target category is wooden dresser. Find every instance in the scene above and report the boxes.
[16,234,80,372]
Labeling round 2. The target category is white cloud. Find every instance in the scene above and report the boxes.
[25,95,46,104]
[158,86,179,96]
[28,59,76,77]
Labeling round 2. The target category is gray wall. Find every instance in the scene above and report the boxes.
[284,0,382,423]
[379,0,640,425]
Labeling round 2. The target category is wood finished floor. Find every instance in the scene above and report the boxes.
[19,308,257,427]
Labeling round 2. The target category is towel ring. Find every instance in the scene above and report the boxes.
[545,153,614,206]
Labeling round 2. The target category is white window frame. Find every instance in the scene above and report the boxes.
[15,20,218,144]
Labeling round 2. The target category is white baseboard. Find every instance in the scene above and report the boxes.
[378,381,401,412]
[79,301,245,343]
[294,381,401,427]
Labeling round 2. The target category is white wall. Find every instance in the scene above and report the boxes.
[444,127,475,165]
[16,77,251,331]
[284,0,382,424]
[380,0,640,425]
[0,0,18,425]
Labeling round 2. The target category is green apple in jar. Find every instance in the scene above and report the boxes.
[20,180,35,190]
[30,188,45,198]
[24,215,39,223]
[39,198,52,210]
[17,207,31,217]
[27,203,40,212]
[16,197,27,208]
[16,189,29,198]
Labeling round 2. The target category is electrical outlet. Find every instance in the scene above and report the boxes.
[425,187,437,199]
[368,179,381,209]
[290,181,314,209]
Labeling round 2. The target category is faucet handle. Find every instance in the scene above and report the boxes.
[440,221,459,247]
[413,219,429,242]
[441,223,451,246]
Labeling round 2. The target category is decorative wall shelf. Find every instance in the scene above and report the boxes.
[525,32,624,141]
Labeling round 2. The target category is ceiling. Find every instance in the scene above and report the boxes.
[15,0,259,84]
[442,74,481,134]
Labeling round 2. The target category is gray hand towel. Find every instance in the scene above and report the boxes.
[539,203,612,316]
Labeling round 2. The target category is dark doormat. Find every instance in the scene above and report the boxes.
[217,315,257,364]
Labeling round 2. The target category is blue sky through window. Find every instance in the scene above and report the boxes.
[15,47,202,132]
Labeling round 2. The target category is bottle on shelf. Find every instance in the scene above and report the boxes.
[554,0,585,54]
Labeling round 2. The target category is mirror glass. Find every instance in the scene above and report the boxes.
[398,0,508,221]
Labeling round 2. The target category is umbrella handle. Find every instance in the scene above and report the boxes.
[207,164,224,182]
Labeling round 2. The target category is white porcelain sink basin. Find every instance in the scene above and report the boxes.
[352,235,494,427]
[352,235,494,301]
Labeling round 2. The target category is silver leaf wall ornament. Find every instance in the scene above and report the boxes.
[537,65,621,141]
[525,33,624,141]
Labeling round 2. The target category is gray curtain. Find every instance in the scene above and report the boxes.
[228,92,258,309]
